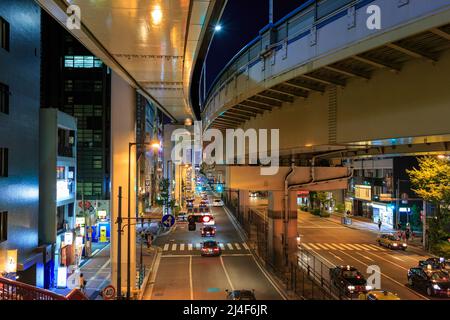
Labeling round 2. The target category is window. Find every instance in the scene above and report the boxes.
[0,83,9,114]
[0,148,8,177]
[0,17,10,51]
[64,56,103,68]
[0,212,7,243]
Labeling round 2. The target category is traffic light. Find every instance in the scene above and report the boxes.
[217,184,223,192]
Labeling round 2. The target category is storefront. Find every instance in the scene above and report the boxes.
[372,202,395,228]
[297,191,309,206]
[353,184,373,218]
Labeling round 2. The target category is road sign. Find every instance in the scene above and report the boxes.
[162,214,175,228]
[102,285,116,300]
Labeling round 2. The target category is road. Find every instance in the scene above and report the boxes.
[143,193,285,300]
[297,211,444,300]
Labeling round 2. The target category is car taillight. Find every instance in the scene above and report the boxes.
[214,248,219,251]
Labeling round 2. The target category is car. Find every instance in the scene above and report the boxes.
[361,290,401,300]
[201,240,222,257]
[212,199,224,207]
[419,257,450,271]
[407,267,450,297]
[226,289,256,300]
[201,214,215,226]
[201,226,216,237]
[330,265,371,295]
[177,212,188,222]
[377,234,407,250]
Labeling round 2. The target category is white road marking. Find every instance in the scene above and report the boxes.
[301,243,313,250]
[188,244,193,251]
[355,252,374,262]
[180,244,185,251]
[367,244,382,251]
[234,243,242,250]
[189,256,194,300]
[171,244,177,251]
[366,252,408,270]
[346,244,361,250]
[163,244,169,251]
[219,243,225,250]
[328,251,344,262]
[324,243,339,250]
[314,243,327,250]
[219,256,235,291]
[339,244,353,250]
[249,254,288,300]
[352,244,369,251]
[242,243,250,250]
[196,243,202,249]
[227,243,234,250]
[309,243,321,250]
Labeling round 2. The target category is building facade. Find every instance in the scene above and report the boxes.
[39,108,78,289]
[0,0,42,286]
[41,11,111,205]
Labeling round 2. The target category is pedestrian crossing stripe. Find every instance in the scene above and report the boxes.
[160,242,250,252]
[300,243,386,252]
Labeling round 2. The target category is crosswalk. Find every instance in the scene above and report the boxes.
[162,242,250,252]
[300,243,386,252]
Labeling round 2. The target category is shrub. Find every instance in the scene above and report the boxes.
[320,211,331,218]
[431,241,450,259]
[311,209,321,216]
[300,205,309,212]
[335,203,345,213]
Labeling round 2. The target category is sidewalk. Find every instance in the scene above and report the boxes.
[326,212,424,249]
[51,243,111,300]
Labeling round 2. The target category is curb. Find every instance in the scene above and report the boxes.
[138,247,161,300]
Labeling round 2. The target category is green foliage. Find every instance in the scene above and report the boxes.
[407,156,450,247]
[156,178,175,214]
[311,209,321,216]
[300,205,309,212]
[335,203,345,213]
[430,241,450,259]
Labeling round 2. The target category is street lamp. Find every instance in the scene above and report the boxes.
[126,140,160,299]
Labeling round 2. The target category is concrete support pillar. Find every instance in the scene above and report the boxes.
[110,72,136,297]
[238,190,249,226]
[267,190,298,270]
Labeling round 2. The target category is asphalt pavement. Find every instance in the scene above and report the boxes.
[142,192,285,300]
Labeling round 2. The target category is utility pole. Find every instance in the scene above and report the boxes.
[422,200,427,250]
[117,187,122,299]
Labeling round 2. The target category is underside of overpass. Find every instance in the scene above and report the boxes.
[203,1,450,162]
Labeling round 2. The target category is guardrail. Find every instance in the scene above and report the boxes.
[201,0,364,119]
[0,276,88,300]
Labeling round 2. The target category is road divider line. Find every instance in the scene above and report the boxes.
[220,256,235,291]
[250,253,288,300]
[337,249,429,300]
[355,252,374,262]
[188,244,193,251]
[227,243,234,250]
[366,252,409,271]
[171,244,177,251]
[163,244,169,251]
[189,255,194,300]
[353,244,369,251]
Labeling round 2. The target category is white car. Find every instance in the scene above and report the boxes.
[212,199,224,207]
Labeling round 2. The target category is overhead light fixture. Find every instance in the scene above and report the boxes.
[184,118,193,126]
[214,24,222,32]
[151,5,163,25]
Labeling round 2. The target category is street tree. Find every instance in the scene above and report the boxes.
[407,156,450,252]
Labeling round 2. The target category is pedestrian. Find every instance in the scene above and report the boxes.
[405,227,411,241]
[378,218,382,231]
[79,273,87,293]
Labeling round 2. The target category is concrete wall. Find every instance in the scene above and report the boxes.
[0,0,41,273]
[242,50,450,150]
[110,71,137,295]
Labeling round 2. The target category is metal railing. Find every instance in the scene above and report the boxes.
[0,276,88,300]
[201,0,368,121]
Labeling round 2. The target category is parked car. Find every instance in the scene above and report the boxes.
[330,265,371,295]
[418,257,450,271]
[377,234,407,250]
[226,289,256,300]
[408,267,450,297]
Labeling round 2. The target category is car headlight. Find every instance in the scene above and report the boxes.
[432,284,441,290]
[365,285,373,291]
[347,285,355,291]
[393,243,398,246]
[402,243,407,247]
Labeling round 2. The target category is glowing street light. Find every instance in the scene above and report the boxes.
[151,5,163,25]
[214,24,222,32]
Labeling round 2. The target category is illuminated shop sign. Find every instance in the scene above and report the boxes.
[355,185,372,201]
[57,180,71,201]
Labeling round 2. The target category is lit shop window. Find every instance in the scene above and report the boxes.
[64,56,103,68]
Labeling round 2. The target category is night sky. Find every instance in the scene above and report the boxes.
[205,0,308,90]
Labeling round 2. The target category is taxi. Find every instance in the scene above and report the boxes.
[376,234,407,250]
[360,290,401,300]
